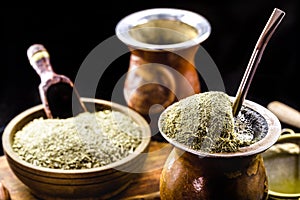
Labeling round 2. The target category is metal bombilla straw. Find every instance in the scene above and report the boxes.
[232,8,285,117]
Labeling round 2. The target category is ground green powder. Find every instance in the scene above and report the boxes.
[12,110,142,169]
[160,91,259,153]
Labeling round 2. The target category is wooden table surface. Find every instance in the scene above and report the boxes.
[0,140,173,200]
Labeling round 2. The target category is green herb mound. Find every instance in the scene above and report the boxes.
[160,91,254,153]
[12,110,142,169]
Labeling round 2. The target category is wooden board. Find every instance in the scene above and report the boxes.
[0,141,173,200]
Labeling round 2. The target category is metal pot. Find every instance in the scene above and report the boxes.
[158,97,282,200]
[262,128,300,199]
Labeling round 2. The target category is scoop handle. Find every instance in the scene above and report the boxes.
[267,101,300,129]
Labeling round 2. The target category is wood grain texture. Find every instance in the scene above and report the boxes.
[0,141,172,200]
[267,101,300,129]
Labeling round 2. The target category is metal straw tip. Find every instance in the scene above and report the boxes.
[274,8,285,14]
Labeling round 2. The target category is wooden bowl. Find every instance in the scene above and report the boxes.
[2,98,151,200]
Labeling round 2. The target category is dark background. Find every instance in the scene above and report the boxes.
[1,1,299,155]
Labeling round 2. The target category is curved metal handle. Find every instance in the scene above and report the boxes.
[232,8,285,116]
[280,128,296,135]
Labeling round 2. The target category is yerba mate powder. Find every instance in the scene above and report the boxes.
[12,110,142,169]
[160,91,267,153]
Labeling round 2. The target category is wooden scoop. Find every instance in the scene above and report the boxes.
[27,44,87,119]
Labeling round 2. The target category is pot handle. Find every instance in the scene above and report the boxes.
[280,128,296,135]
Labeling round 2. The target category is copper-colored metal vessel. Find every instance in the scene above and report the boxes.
[116,8,211,116]
[158,97,282,200]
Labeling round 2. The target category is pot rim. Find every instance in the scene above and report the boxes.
[115,8,211,51]
[268,189,300,199]
[2,97,151,174]
[158,96,282,158]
